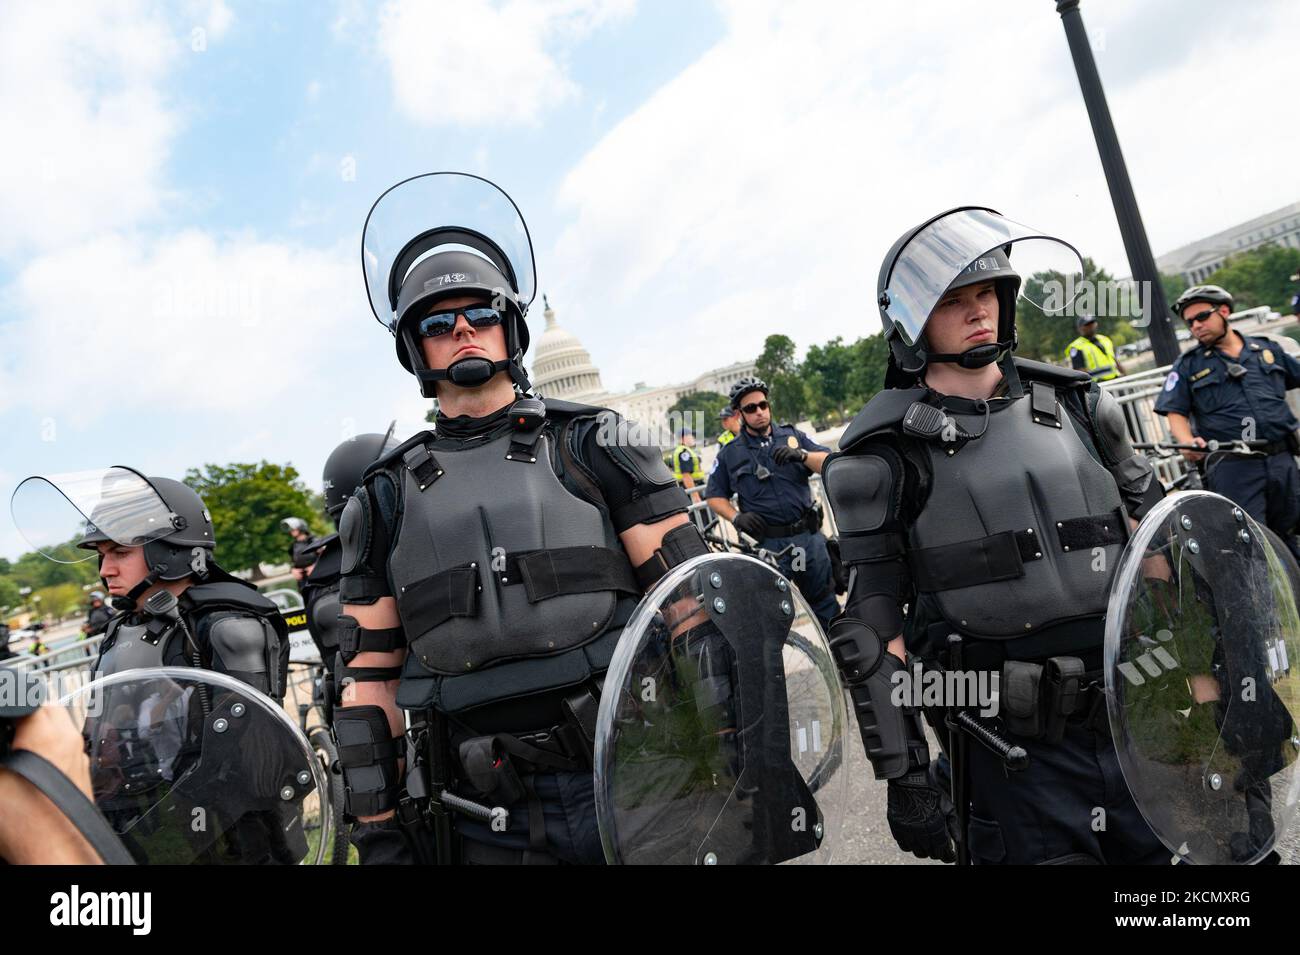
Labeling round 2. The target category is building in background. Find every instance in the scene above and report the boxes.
[527,298,756,443]
[1157,200,1300,286]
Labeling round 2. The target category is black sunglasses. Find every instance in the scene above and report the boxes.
[740,400,770,414]
[1184,308,1219,326]
[418,306,504,338]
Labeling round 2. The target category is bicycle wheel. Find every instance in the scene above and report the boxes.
[307,726,351,864]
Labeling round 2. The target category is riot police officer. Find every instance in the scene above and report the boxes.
[305,430,398,719]
[81,591,113,638]
[822,207,1168,865]
[1065,314,1124,381]
[282,516,318,586]
[671,427,704,490]
[704,376,840,629]
[334,172,707,865]
[1154,284,1300,559]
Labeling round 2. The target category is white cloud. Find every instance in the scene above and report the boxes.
[376,0,635,127]
[545,0,1300,393]
[0,2,181,258]
[0,231,359,423]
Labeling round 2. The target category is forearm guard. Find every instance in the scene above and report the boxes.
[827,616,929,780]
[332,705,403,820]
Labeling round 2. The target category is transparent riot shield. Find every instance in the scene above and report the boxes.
[594,554,849,865]
[362,171,536,330]
[1106,491,1300,864]
[60,667,333,865]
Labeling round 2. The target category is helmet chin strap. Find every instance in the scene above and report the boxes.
[922,339,1014,369]
[111,567,164,612]
[402,328,530,398]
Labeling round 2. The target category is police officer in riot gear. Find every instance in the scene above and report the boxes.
[335,172,707,864]
[305,430,398,719]
[283,516,318,585]
[705,376,840,629]
[11,468,291,701]
[823,207,1168,865]
[1155,284,1300,560]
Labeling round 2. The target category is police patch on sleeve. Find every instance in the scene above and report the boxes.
[679,450,693,464]
[1163,370,1179,392]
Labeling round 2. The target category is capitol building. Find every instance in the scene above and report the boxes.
[528,297,756,444]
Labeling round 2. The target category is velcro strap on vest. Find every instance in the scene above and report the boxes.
[403,444,445,490]
[397,563,481,636]
[1054,511,1126,552]
[506,427,545,464]
[838,532,906,564]
[910,528,1043,592]
[1030,382,1060,428]
[610,486,688,533]
[501,546,639,603]
[339,574,390,603]
[337,615,405,658]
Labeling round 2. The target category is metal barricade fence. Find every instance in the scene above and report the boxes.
[1,633,103,704]
[1100,365,1189,491]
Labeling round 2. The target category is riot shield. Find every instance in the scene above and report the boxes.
[1106,491,1300,864]
[59,667,333,865]
[594,553,849,865]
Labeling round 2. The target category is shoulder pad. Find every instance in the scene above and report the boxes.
[539,397,611,420]
[184,580,278,616]
[839,387,928,450]
[364,430,434,480]
[1013,356,1091,389]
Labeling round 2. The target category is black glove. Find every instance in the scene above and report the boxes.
[350,816,414,865]
[732,511,768,540]
[772,445,808,467]
[886,770,956,863]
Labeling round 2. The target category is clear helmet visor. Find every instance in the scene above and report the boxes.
[362,172,536,331]
[10,467,177,564]
[882,208,1085,347]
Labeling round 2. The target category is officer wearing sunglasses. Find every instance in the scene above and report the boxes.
[1155,284,1300,558]
[704,376,840,628]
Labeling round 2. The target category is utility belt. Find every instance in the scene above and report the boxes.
[929,639,1109,743]
[398,680,603,862]
[764,507,822,539]
[996,658,1109,742]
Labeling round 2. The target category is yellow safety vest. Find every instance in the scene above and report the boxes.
[717,430,736,447]
[1066,334,1119,381]
[673,444,704,481]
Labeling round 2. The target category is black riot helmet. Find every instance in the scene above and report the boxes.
[876,207,1083,384]
[322,423,399,524]
[362,172,537,399]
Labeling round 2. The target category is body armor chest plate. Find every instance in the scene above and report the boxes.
[389,428,621,675]
[95,616,177,677]
[909,389,1126,639]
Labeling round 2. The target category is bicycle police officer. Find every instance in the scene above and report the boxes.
[704,376,840,629]
[1154,284,1300,559]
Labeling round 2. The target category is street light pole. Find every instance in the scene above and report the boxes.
[1055,0,1181,367]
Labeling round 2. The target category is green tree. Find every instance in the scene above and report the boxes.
[1016,257,1138,363]
[1160,272,1189,312]
[667,390,729,439]
[803,337,856,425]
[0,575,21,612]
[1205,243,1300,313]
[34,582,85,622]
[184,462,328,577]
[755,334,810,423]
[845,332,891,411]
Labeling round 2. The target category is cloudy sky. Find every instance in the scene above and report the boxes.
[2,0,1297,558]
